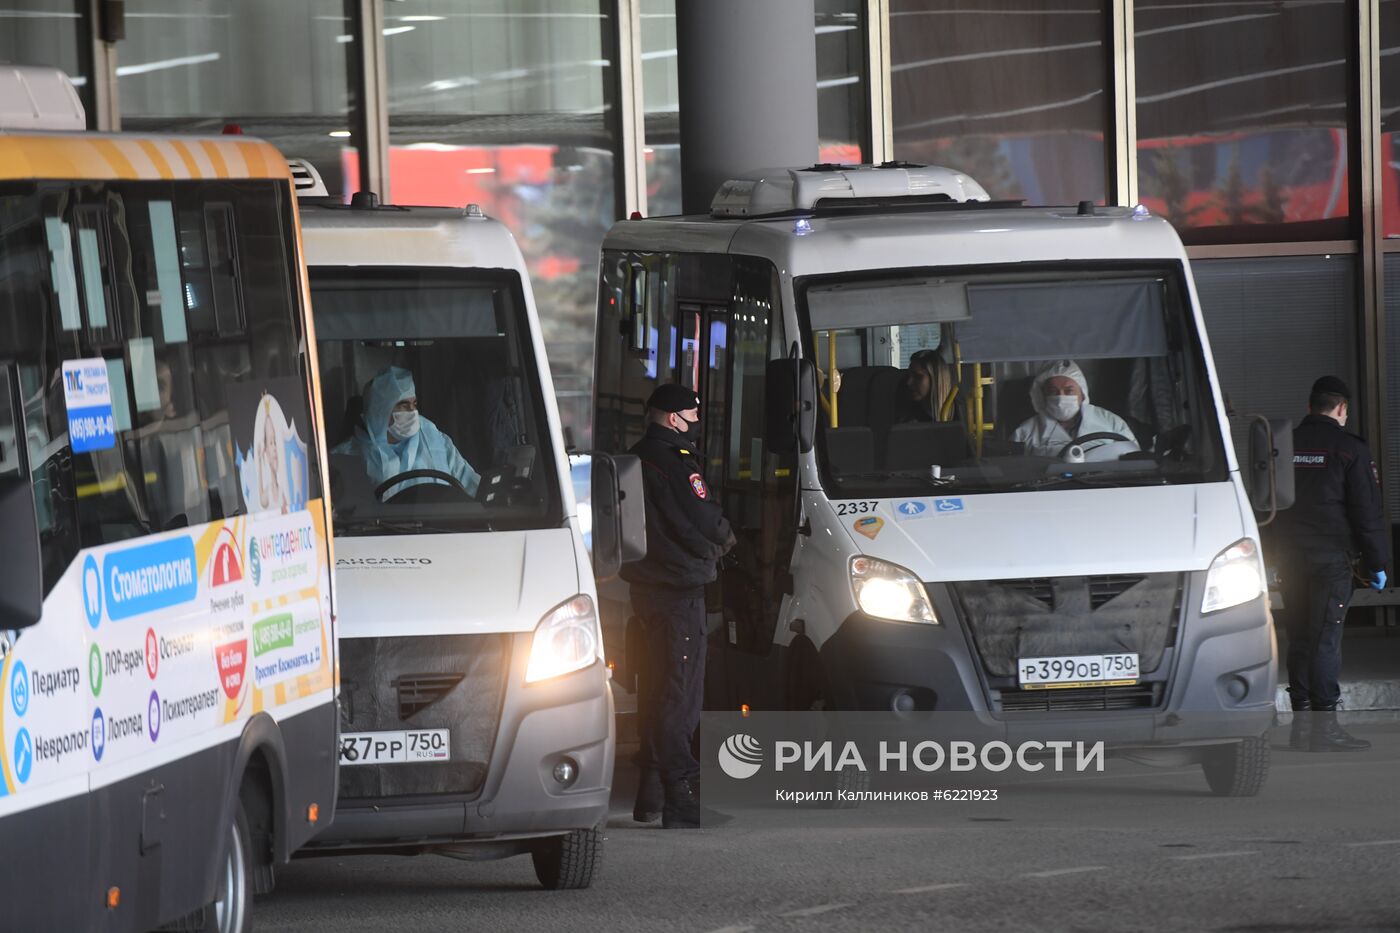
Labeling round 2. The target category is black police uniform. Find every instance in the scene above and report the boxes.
[1272,393,1388,748]
[621,389,733,825]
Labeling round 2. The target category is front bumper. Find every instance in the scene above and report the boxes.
[817,574,1276,749]
[309,644,614,850]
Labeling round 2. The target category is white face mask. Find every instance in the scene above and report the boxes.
[389,409,420,440]
[1046,394,1081,422]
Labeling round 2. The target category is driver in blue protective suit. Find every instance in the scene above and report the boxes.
[1012,359,1138,458]
[334,365,481,497]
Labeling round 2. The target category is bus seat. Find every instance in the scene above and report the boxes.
[833,365,904,441]
[884,422,971,471]
[822,426,875,474]
[996,373,1036,439]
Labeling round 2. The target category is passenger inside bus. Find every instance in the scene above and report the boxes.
[896,348,948,423]
[1012,359,1139,459]
[334,365,482,499]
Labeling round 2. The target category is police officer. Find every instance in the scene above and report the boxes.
[622,383,735,828]
[1274,376,1387,752]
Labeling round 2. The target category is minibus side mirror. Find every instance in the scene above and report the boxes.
[0,475,42,629]
[1248,416,1294,524]
[764,357,818,455]
[590,452,646,580]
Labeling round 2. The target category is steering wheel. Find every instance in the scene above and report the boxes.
[1056,432,1136,460]
[373,469,471,502]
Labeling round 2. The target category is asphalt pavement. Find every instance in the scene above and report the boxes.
[255,717,1400,933]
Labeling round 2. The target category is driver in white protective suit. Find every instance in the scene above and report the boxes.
[1012,359,1138,460]
[334,365,481,497]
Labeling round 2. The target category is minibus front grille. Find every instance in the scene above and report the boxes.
[1000,574,1149,612]
[338,634,509,800]
[950,573,1185,687]
[998,682,1163,713]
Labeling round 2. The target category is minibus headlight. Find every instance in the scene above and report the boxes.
[526,594,600,683]
[1201,538,1264,614]
[850,557,938,624]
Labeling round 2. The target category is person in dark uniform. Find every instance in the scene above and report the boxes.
[1273,376,1388,752]
[622,383,735,828]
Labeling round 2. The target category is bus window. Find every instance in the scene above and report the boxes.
[7,179,322,585]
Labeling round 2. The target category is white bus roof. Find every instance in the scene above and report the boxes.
[298,201,529,272]
[603,204,1188,278]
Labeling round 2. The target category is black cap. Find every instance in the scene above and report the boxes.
[646,383,700,413]
[1311,375,1350,400]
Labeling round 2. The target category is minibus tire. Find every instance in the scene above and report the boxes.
[531,828,602,889]
[1201,736,1270,797]
[197,800,253,933]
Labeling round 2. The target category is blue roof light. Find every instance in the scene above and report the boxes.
[794,217,813,236]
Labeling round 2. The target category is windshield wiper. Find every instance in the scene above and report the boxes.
[835,470,960,491]
[1016,471,1168,490]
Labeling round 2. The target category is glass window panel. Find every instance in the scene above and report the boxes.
[890,0,1108,205]
[1135,0,1350,244]
[815,0,866,162]
[117,0,360,200]
[642,0,682,216]
[1379,0,1400,238]
[383,0,618,444]
[0,2,93,123]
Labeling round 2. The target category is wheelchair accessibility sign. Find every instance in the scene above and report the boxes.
[894,498,964,521]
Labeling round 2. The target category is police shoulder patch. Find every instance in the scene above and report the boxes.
[688,473,707,499]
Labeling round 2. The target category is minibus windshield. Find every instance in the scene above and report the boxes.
[313,267,561,533]
[799,263,1229,497]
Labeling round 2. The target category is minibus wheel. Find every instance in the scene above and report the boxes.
[531,827,602,889]
[1201,735,1270,797]
[198,800,253,933]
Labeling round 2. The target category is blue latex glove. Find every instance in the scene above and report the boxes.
[1372,570,1387,592]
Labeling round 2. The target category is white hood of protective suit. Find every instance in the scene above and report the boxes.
[1029,359,1090,418]
[332,528,581,637]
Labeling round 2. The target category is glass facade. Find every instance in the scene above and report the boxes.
[888,0,1108,205]
[1135,0,1350,244]
[3,0,1394,505]
[117,0,360,198]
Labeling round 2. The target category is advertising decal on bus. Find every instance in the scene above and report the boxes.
[0,382,333,803]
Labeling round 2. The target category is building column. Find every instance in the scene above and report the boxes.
[676,0,819,214]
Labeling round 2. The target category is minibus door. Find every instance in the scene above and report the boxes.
[704,260,798,705]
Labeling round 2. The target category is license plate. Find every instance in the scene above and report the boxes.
[1017,653,1139,689]
[339,729,450,765]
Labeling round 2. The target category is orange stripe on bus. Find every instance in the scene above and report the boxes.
[136,140,175,179]
[167,140,204,177]
[89,139,138,179]
[200,141,231,178]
